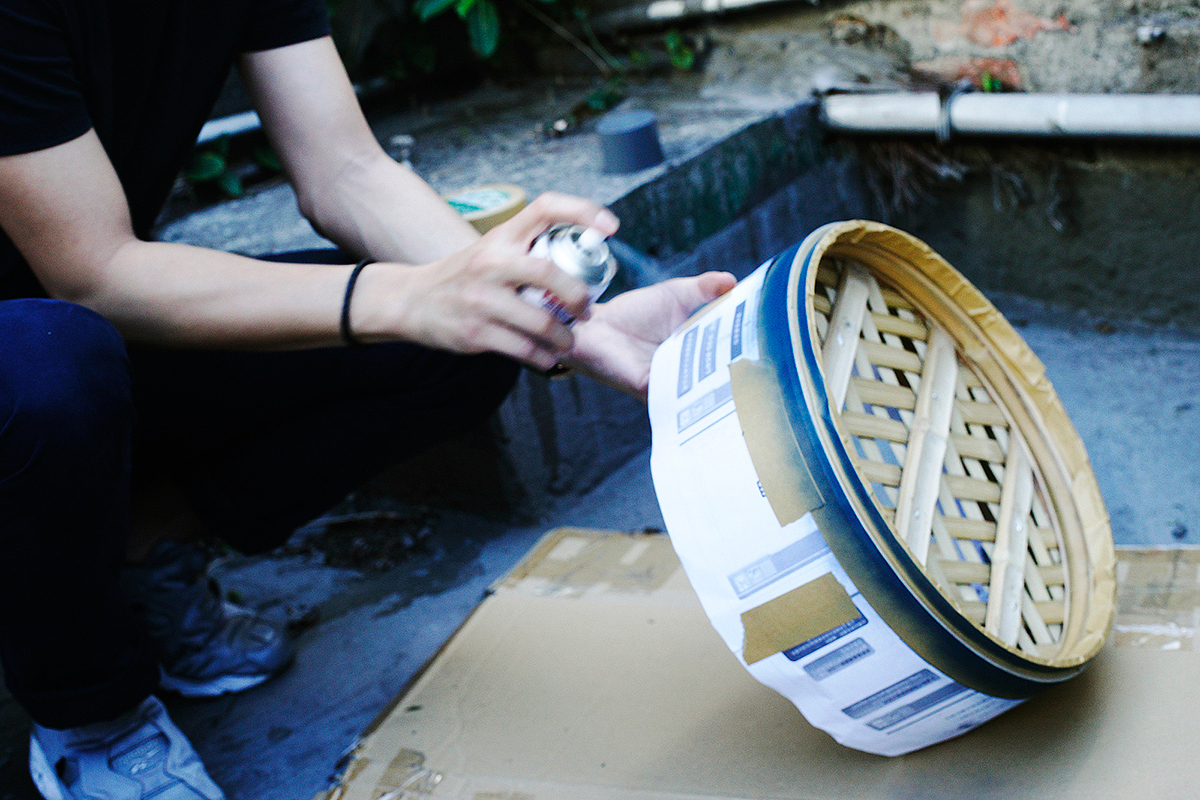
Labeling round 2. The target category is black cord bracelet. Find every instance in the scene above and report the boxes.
[340,258,373,348]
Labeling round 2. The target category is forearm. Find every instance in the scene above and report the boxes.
[73,239,358,349]
[298,148,481,265]
[65,218,590,367]
[241,38,480,265]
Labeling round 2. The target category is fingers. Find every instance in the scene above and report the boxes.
[658,270,737,311]
[497,192,620,248]
[497,251,590,320]
[444,297,574,371]
[696,271,738,301]
[450,261,578,361]
[389,252,579,368]
[391,192,622,366]
[477,321,572,371]
[492,281,577,353]
[478,192,621,320]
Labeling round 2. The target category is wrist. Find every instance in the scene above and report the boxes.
[339,260,410,346]
[340,259,374,347]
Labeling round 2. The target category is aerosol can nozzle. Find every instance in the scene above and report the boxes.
[576,227,605,252]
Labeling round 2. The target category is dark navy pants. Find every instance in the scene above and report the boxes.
[0,284,519,728]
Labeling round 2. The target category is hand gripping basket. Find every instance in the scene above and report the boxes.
[648,220,1115,754]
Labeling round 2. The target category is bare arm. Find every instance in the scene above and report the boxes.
[0,127,601,366]
[0,34,608,362]
[239,37,481,264]
[238,36,739,394]
[0,33,732,384]
[0,130,354,349]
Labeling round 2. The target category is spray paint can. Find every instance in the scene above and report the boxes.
[522,224,618,324]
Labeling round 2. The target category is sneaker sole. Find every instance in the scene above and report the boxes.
[159,667,273,698]
[28,736,66,800]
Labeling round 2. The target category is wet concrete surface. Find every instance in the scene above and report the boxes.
[0,450,670,800]
[2,64,1199,800]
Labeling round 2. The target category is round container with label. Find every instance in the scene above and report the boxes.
[443,183,526,233]
[648,220,1115,755]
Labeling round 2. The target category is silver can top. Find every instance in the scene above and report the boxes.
[541,224,617,289]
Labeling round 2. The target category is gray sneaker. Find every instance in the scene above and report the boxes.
[122,542,295,698]
[29,696,224,800]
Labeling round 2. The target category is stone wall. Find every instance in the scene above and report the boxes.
[699,0,1200,96]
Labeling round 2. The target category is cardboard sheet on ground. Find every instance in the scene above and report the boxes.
[320,531,1200,800]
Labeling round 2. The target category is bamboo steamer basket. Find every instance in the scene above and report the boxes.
[648,220,1116,752]
[760,220,1116,696]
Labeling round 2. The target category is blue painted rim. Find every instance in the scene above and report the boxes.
[755,226,1082,698]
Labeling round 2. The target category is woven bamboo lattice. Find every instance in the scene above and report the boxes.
[811,256,1067,658]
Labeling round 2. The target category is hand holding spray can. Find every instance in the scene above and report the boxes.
[521,224,617,324]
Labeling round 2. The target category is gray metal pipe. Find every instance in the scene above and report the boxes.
[821,92,1200,139]
[587,0,810,34]
[197,110,261,145]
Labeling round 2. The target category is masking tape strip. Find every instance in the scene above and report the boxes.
[729,358,824,527]
[742,572,861,664]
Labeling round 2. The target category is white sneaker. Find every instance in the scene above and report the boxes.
[28,696,224,800]
[122,542,294,698]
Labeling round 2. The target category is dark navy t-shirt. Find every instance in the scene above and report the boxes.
[0,0,330,298]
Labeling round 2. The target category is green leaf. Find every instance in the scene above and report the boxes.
[465,0,500,59]
[455,0,477,18]
[664,29,694,71]
[211,134,231,158]
[184,151,226,183]
[403,34,436,73]
[216,170,244,198]
[252,146,282,173]
[584,84,624,112]
[386,57,410,81]
[412,0,457,21]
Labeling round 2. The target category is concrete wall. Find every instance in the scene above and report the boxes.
[882,140,1200,329]
[697,0,1200,96]
[827,0,1200,93]
[161,0,1200,519]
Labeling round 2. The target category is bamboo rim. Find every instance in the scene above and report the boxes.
[783,221,1115,670]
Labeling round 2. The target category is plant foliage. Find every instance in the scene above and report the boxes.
[329,0,701,81]
[183,135,284,200]
[184,136,243,198]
